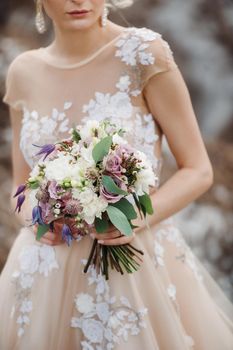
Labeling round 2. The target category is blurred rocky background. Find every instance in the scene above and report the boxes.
[0,0,232,300]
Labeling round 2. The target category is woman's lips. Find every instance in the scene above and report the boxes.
[67,10,90,17]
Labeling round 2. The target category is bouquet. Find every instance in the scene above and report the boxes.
[14,119,156,279]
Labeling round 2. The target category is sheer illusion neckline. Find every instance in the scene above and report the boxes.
[37,28,130,69]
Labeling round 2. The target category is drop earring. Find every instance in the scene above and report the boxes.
[35,0,47,34]
[101,4,109,27]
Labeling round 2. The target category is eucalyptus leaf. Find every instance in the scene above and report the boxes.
[106,206,132,236]
[139,192,154,215]
[92,136,112,163]
[36,224,50,241]
[102,175,128,196]
[111,198,137,220]
[94,216,109,233]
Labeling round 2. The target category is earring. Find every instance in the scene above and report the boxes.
[101,4,109,27]
[35,0,47,34]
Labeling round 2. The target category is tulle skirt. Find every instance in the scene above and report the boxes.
[0,216,233,350]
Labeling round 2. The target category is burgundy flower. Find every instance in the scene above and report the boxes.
[63,199,81,215]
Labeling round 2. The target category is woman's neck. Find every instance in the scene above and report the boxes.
[47,20,122,61]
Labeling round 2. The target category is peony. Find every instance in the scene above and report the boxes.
[134,168,155,196]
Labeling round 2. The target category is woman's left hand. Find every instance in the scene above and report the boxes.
[90,224,136,246]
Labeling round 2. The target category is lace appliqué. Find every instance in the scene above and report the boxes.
[71,259,148,350]
[115,27,160,96]
[154,225,203,283]
[20,101,72,168]
[81,74,160,174]
[10,244,59,337]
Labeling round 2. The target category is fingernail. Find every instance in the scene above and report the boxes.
[98,240,104,244]
[90,233,95,239]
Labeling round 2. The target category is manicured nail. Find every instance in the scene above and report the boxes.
[90,233,95,239]
[98,240,104,244]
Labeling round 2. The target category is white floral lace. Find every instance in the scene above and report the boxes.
[10,243,59,337]
[20,101,72,168]
[115,27,159,66]
[71,259,148,350]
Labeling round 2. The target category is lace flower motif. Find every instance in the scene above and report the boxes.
[20,101,72,168]
[115,27,159,66]
[11,244,59,337]
[71,259,148,350]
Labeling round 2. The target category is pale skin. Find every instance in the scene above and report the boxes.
[10,0,214,246]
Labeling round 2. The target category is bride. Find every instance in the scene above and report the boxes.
[0,1,233,349]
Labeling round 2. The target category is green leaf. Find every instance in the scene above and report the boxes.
[36,224,50,241]
[72,129,81,143]
[94,216,109,233]
[102,175,128,196]
[139,192,154,215]
[92,136,112,163]
[132,192,143,220]
[106,205,132,236]
[28,181,40,190]
[111,198,137,220]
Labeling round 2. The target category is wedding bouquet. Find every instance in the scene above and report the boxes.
[14,119,156,279]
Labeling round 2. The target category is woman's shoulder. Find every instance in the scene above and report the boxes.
[115,26,178,73]
[6,48,42,79]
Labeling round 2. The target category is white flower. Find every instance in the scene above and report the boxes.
[75,293,95,314]
[79,119,101,140]
[79,188,96,205]
[82,196,108,224]
[112,133,127,145]
[44,153,74,182]
[82,319,104,343]
[79,145,95,166]
[167,284,176,301]
[134,167,155,196]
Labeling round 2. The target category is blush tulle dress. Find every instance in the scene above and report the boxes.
[0,26,233,350]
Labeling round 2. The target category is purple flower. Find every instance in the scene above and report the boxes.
[100,177,127,203]
[48,181,64,199]
[32,205,45,225]
[104,153,122,175]
[13,184,26,198]
[40,202,55,224]
[33,143,56,161]
[115,144,134,159]
[14,194,25,213]
[62,224,74,246]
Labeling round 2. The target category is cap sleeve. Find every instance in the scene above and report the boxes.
[141,33,179,90]
[2,53,26,112]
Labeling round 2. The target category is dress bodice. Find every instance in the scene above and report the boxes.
[2,26,179,187]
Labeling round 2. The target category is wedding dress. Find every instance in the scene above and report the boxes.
[0,26,233,350]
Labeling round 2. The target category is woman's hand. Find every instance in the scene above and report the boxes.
[33,218,68,246]
[90,223,136,246]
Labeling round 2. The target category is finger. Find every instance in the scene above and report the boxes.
[98,232,135,246]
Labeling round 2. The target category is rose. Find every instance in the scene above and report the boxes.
[103,153,122,175]
[100,176,127,203]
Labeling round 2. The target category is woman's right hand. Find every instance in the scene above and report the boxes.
[33,218,66,246]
